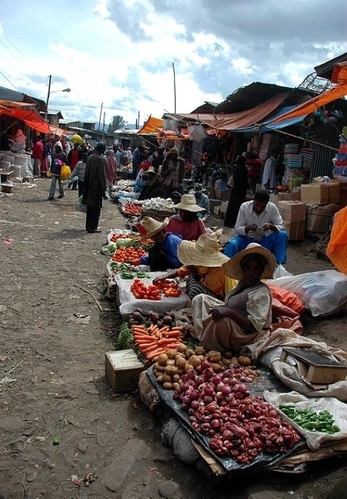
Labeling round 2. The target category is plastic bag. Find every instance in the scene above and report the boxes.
[47,170,52,178]
[60,163,71,181]
[75,196,87,213]
[269,270,347,317]
[273,264,293,278]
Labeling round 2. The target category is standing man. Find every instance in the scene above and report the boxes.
[82,143,107,233]
[223,190,288,265]
[161,148,185,199]
[261,149,278,191]
[32,136,44,178]
[68,142,82,190]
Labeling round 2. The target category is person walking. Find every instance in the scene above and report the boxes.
[82,143,107,233]
[67,143,82,190]
[261,149,278,191]
[32,136,44,178]
[47,142,67,200]
[105,149,116,188]
[67,152,88,197]
[161,148,185,198]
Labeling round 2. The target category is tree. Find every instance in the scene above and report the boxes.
[107,116,127,135]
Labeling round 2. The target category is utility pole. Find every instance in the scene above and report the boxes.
[98,102,103,138]
[172,62,177,113]
[45,75,52,122]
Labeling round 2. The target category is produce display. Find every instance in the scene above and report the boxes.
[151,344,302,464]
[279,405,340,434]
[130,279,182,300]
[122,201,143,216]
[131,323,184,363]
[112,247,147,266]
[142,197,177,213]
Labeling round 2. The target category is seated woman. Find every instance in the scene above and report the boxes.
[153,232,236,300]
[191,243,275,353]
[166,193,207,241]
[139,216,182,271]
[138,166,163,200]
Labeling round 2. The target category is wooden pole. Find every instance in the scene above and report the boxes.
[172,62,177,114]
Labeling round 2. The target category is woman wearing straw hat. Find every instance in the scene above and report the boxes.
[139,216,182,271]
[161,147,185,198]
[166,193,208,241]
[153,232,237,300]
[191,243,275,353]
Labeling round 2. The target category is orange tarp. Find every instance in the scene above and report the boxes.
[138,116,163,134]
[0,105,51,134]
[175,92,291,131]
[331,62,347,85]
[326,206,347,275]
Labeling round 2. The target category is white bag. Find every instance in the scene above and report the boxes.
[75,196,87,213]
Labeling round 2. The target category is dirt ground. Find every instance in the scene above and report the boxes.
[0,178,346,499]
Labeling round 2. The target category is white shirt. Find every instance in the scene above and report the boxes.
[261,155,277,190]
[235,200,284,236]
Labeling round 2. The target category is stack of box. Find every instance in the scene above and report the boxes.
[269,191,301,206]
[278,200,306,240]
[300,182,341,233]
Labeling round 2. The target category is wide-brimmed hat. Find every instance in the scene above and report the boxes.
[140,216,169,240]
[169,148,178,155]
[177,232,229,267]
[174,193,201,212]
[147,166,157,174]
[222,243,275,280]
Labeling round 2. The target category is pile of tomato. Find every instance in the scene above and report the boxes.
[109,233,134,243]
[111,246,147,265]
[156,279,182,297]
[123,202,142,216]
[130,280,162,300]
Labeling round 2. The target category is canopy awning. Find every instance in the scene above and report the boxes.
[0,105,51,134]
[174,92,291,131]
[137,116,163,134]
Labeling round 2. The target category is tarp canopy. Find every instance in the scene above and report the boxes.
[272,74,347,124]
[137,116,163,134]
[0,105,51,134]
[174,92,291,131]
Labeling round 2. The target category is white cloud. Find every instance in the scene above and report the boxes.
[0,0,346,127]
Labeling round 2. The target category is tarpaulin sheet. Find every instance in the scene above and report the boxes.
[147,366,304,474]
[0,106,51,134]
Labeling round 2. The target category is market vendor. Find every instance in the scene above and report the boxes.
[191,243,275,353]
[191,183,210,221]
[138,166,163,200]
[153,232,237,300]
[139,216,182,271]
[166,193,207,241]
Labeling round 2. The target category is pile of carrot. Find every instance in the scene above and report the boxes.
[130,323,183,363]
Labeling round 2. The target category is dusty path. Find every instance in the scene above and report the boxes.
[0,179,346,499]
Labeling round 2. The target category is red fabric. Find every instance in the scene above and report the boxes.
[32,140,44,160]
[268,284,305,315]
[166,215,207,241]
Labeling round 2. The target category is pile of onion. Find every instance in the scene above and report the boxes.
[173,360,301,464]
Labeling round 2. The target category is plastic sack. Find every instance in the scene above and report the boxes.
[268,284,305,315]
[326,207,347,275]
[75,196,87,213]
[269,270,347,317]
[60,163,71,181]
[47,170,52,178]
[273,264,292,279]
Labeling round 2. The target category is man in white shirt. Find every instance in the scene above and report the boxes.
[261,149,278,190]
[223,190,288,264]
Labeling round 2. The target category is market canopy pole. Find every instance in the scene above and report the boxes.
[272,128,339,152]
[172,62,177,114]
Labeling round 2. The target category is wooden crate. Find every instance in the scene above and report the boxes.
[105,350,145,392]
[281,347,347,384]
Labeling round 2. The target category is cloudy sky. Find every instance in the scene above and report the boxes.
[0,0,346,128]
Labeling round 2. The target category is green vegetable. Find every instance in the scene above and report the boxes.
[279,404,340,434]
[115,322,134,350]
[136,272,150,278]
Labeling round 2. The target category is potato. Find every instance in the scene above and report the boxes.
[231,357,239,365]
[188,355,202,368]
[166,359,176,366]
[156,375,163,384]
[165,365,178,376]
[184,363,194,373]
[210,362,223,373]
[176,343,187,353]
[172,382,179,390]
[175,357,187,370]
[154,364,166,372]
[238,355,251,367]
[163,382,173,390]
[162,373,172,383]
[194,345,206,356]
[167,349,178,359]
[157,354,169,366]
[173,374,180,382]
[184,348,195,359]
[207,350,222,363]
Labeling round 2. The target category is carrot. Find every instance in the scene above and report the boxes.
[157,338,177,347]
[140,342,160,354]
[147,324,156,334]
[159,326,170,334]
[130,323,146,330]
[146,348,166,362]
[170,326,183,331]
[132,332,151,339]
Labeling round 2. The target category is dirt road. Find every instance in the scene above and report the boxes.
[0,179,346,498]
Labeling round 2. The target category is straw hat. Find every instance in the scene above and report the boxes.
[177,232,229,267]
[174,193,201,212]
[147,166,157,174]
[169,148,178,155]
[222,243,275,280]
[140,216,169,239]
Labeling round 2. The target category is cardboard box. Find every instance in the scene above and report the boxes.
[278,200,306,222]
[270,191,301,206]
[105,350,145,392]
[306,203,341,233]
[209,199,220,212]
[300,182,340,204]
[214,188,231,201]
[213,204,223,218]
[283,220,306,240]
[220,201,229,214]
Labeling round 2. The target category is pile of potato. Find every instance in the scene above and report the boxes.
[153,343,258,390]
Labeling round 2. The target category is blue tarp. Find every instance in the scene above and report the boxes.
[234,105,307,134]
